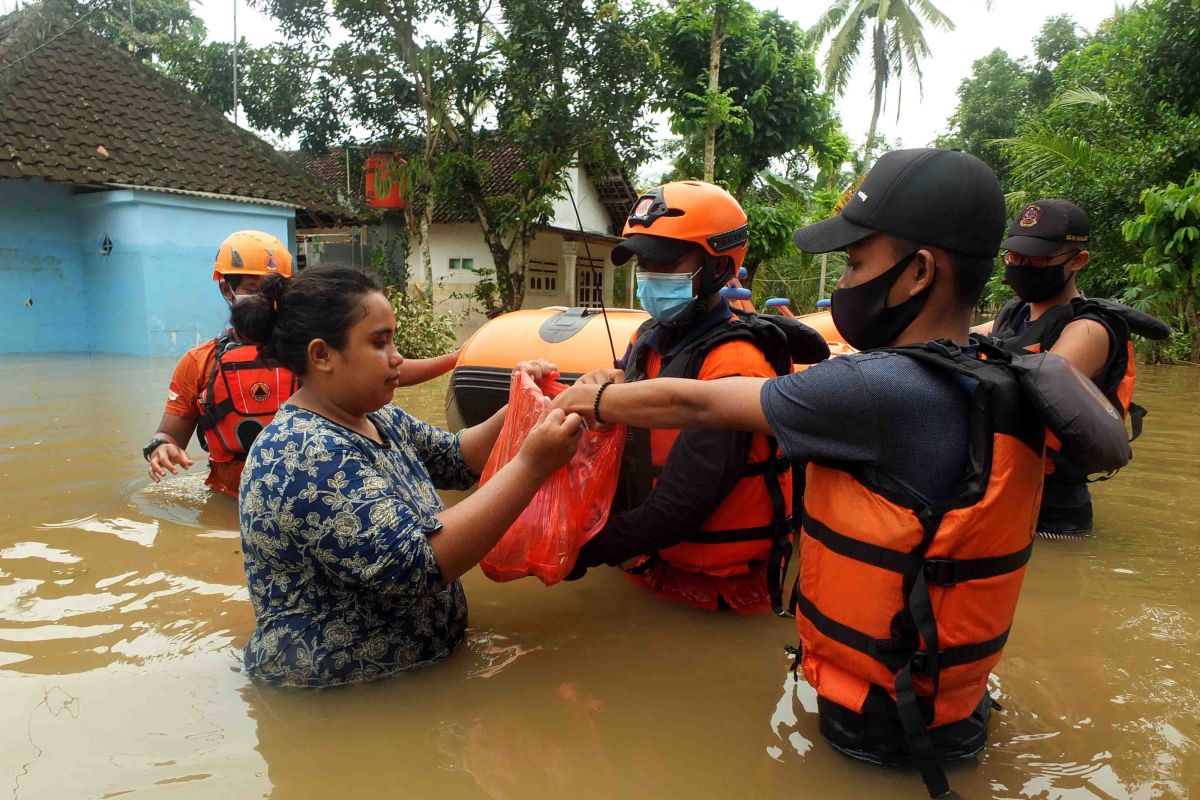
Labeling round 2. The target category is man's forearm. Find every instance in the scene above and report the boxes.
[596,379,717,429]
[593,377,769,434]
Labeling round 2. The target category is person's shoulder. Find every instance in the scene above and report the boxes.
[699,337,775,379]
[252,406,362,473]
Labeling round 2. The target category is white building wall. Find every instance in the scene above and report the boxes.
[548,165,614,236]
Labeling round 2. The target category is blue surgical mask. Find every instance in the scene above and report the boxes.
[636,268,700,324]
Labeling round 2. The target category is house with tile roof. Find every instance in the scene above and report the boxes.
[292,145,640,331]
[0,2,354,356]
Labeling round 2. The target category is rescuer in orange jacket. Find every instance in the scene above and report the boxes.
[143,230,298,496]
[553,149,1049,797]
[565,181,828,613]
[143,231,461,498]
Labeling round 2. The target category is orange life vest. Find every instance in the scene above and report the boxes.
[198,335,296,463]
[794,341,1045,797]
[621,311,806,613]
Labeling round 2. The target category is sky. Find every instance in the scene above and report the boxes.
[1,0,1121,155]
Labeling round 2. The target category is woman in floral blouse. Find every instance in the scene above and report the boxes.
[232,266,583,688]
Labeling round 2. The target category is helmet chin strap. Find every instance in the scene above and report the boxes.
[698,253,733,298]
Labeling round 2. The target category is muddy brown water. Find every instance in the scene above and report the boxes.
[0,354,1196,799]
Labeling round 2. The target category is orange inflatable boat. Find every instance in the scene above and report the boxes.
[446,305,851,428]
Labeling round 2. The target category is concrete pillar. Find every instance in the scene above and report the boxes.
[562,239,578,307]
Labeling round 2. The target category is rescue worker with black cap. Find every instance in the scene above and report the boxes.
[144,230,462,497]
[553,149,1050,796]
[564,180,828,613]
[975,199,1169,536]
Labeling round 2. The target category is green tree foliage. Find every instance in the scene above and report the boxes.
[947,0,1200,358]
[65,0,334,147]
[808,0,971,166]
[1122,173,1200,361]
[935,16,1079,179]
[654,0,840,195]
[937,49,1030,175]
[257,0,656,314]
[71,0,203,62]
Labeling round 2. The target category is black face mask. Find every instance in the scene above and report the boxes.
[1004,253,1077,303]
[831,251,931,351]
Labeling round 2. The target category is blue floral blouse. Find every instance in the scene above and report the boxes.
[238,403,478,688]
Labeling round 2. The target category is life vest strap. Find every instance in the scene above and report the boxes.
[648,458,783,480]
[895,662,951,798]
[796,590,1012,676]
[1128,402,1146,441]
[804,513,1033,585]
[910,627,1010,673]
[795,590,912,673]
[680,521,786,545]
[763,443,793,618]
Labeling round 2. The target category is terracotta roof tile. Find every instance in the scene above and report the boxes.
[0,2,358,226]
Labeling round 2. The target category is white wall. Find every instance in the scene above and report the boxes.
[548,165,613,236]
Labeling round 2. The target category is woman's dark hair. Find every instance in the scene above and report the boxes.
[232,266,382,375]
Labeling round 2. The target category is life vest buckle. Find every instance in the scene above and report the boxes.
[923,559,960,586]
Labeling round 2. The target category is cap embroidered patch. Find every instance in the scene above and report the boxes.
[1018,204,1042,228]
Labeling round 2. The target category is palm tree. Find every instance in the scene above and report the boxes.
[809,0,970,166]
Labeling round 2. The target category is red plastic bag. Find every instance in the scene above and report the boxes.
[478,372,625,585]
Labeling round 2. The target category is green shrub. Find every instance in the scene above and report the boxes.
[386,287,459,359]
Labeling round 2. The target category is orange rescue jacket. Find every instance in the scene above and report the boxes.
[198,335,296,463]
[794,341,1045,797]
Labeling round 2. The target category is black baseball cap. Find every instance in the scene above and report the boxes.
[611,234,699,267]
[1000,199,1090,257]
[793,148,1007,257]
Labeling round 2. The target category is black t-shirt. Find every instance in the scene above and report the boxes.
[760,351,976,507]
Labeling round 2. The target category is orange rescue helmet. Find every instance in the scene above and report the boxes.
[612,181,750,271]
[212,230,294,281]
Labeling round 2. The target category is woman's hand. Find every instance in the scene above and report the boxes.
[576,367,624,386]
[516,407,584,477]
[514,358,557,383]
[551,382,602,426]
[147,443,193,483]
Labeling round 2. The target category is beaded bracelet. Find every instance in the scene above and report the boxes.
[594,379,615,425]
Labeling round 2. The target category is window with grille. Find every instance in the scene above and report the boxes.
[576,259,604,308]
[527,260,558,294]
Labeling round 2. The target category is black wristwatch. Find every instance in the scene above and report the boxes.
[142,437,170,462]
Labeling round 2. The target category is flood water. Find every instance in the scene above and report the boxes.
[0,353,1197,800]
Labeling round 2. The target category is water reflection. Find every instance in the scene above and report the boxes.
[0,355,1197,798]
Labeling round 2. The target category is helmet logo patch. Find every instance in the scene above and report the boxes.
[230,247,244,268]
[1018,204,1042,228]
[250,382,272,403]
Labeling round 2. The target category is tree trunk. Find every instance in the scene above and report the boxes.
[419,203,434,297]
[863,21,887,171]
[703,2,725,183]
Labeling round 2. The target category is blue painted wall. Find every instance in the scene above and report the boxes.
[0,181,89,352]
[1,178,294,356]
